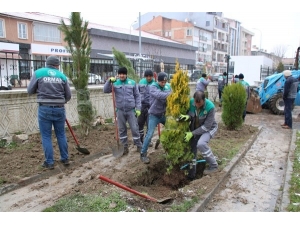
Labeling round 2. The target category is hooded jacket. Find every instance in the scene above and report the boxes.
[148,82,171,116]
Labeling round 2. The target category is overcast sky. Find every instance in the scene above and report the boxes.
[5,0,300,58]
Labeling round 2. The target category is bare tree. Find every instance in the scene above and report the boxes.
[272,45,288,58]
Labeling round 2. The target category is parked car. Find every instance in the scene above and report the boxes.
[211,73,222,82]
[190,70,202,81]
[88,73,102,84]
[218,73,233,83]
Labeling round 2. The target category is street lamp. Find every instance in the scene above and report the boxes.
[129,20,137,56]
[225,54,230,85]
[252,28,262,54]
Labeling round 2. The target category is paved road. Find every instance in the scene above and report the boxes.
[203,107,299,212]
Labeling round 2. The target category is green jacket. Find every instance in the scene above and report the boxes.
[188,98,218,137]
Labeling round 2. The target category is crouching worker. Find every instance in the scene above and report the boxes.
[179,90,218,179]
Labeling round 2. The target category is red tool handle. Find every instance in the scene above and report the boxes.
[111,84,119,141]
[66,119,80,146]
[157,123,161,136]
[99,175,158,202]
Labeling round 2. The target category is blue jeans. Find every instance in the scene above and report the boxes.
[141,114,166,154]
[284,98,294,128]
[38,106,68,165]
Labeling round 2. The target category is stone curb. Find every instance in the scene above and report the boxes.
[278,128,296,211]
[189,125,263,212]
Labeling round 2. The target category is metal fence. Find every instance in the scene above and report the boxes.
[0,53,189,89]
[260,66,276,81]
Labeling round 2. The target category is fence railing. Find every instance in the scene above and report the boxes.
[1,54,194,89]
[260,66,276,81]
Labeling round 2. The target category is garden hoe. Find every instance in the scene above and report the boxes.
[65,119,90,155]
[99,175,172,204]
[111,85,124,158]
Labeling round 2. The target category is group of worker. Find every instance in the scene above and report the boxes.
[196,71,250,121]
[103,67,220,179]
[26,54,297,179]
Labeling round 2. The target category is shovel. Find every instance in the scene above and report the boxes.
[99,175,172,204]
[65,119,90,155]
[180,159,206,170]
[111,85,124,158]
[154,123,161,149]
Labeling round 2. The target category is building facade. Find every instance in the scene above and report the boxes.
[239,27,254,56]
[0,12,197,89]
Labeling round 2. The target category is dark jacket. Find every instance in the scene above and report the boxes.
[103,78,141,112]
[138,77,155,108]
[283,76,299,99]
[27,66,72,105]
[187,98,218,137]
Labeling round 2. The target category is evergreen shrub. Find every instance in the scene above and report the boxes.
[221,83,247,130]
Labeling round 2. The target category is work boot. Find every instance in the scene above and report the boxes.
[60,159,70,166]
[136,146,142,152]
[203,167,218,176]
[42,161,54,170]
[140,153,150,164]
[123,146,129,155]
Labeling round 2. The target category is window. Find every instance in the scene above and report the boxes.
[186,29,192,36]
[206,21,210,27]
[18,22,27,39]
[164,31,171,37]
[33,23,60,43]
[0,19,5,38]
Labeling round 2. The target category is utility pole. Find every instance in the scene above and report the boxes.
[139,12,142,78]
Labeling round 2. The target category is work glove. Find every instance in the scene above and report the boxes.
[109,77,116,83]
[184,132,193,142]
[178,114,190,121]
[135,110,141,117]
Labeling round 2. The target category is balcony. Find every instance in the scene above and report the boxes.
[199,47,207,52]
[213,47,227,53]
[200,36,208,42]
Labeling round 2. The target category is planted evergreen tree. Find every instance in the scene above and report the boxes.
[160,61,193,173]
[59,12,95,135]
[112,47,140,82]
[277,62,284,73]
[221,83,246,130]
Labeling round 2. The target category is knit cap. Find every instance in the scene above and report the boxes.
[46,55,60,66]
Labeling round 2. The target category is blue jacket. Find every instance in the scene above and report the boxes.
[138,77,155,108]
[196,77,210,92]
[148,82,171,116]
[103,78,141,112]
[27,66,72,105]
